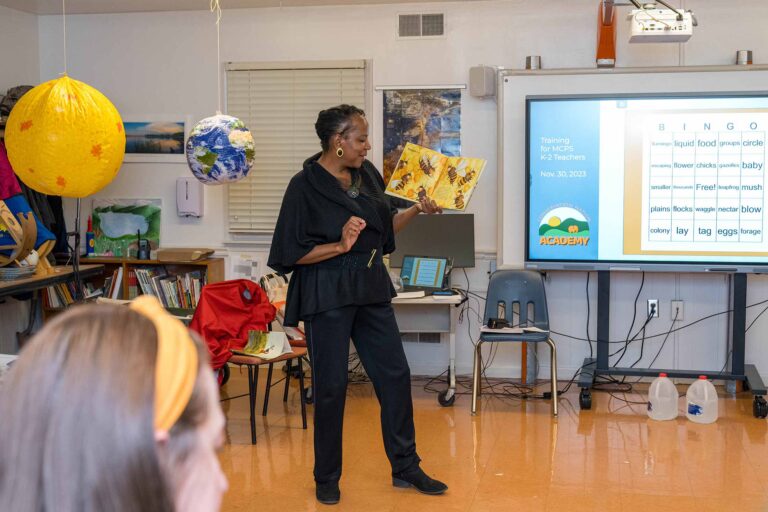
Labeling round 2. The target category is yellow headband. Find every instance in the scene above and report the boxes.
[130,295,199,431]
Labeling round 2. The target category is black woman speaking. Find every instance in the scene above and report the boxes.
[268,104,447,505]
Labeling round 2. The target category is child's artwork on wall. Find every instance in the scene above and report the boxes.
[91,199,161,257]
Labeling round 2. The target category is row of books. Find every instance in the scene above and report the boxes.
[132,267,206,309]
[103,268,124,300]
[42,281,103,309]
[43,267,207,310]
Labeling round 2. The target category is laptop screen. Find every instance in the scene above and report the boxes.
[400,256,450,290]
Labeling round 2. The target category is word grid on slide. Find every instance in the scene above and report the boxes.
[643,114,765,249]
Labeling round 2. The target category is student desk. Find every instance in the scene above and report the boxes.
[392,294,463,407]
[0,265,104,299]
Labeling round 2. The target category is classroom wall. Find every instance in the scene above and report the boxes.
[0,5,39,354]
[13,0,768,381]
[0,5,39,93]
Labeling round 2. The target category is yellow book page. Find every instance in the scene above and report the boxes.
[385,143,447,203]
[242,330,268,355]
[430,156,487,211]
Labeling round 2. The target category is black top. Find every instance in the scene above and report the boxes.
[268,153,398,326]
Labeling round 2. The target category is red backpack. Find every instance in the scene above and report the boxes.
[189,279,276,372]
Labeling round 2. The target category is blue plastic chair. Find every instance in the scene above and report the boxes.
[471,270,558,416]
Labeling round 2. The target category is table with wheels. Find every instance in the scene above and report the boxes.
[392,294,463,407]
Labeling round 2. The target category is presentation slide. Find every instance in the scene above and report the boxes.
[527,95,768,266]
[401,256,447,287]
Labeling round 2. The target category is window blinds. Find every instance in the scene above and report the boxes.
[226,62,366,234]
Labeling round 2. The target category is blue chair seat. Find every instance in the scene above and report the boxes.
[479,331,551,344]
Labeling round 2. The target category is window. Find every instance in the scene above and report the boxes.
[225,61,367,235]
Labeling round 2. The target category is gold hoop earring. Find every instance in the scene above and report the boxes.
[336,147,344,158]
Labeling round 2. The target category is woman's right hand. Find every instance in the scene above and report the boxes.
[338,216,366,253]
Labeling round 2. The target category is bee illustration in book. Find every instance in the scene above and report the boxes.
[390,172,412,191]
[454,190,465,210]
[385,142,486,211]
[419,153,439,176]
[447,159,472,185]
[457,167,477,188]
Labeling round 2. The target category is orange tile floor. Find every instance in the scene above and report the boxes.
[218,367,768,512]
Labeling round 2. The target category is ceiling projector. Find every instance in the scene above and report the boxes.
[628,7,695,43]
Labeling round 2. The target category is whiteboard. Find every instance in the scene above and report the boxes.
[498,65,768,269]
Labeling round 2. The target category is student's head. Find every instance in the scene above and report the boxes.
[315,104,371,168]
[0,297,227,512]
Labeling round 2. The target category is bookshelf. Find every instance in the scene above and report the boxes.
[43,256,224,311]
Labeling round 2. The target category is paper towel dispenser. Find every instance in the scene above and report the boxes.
[177,177,204,217]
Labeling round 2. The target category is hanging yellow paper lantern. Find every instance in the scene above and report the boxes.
[5,76,125,198]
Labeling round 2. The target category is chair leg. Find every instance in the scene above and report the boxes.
[263,363,274,416]
[247,365,260,444]
[297,356,307,429]
[546,337,558,417]
[471,341,483,415]
[283,359,292,402]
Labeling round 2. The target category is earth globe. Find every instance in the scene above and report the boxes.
[186,114,255,185]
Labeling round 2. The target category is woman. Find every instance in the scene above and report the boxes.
[268,104,447,505]
[0,296,228,512]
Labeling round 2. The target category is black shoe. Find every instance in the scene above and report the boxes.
[316,481,340,505]
[392,467,447,495]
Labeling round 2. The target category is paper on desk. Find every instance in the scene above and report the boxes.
[479,325,546,334]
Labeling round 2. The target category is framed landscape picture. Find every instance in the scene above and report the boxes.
[122,115,191,163]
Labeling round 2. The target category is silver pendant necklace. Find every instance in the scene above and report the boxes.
[346,173,362,198]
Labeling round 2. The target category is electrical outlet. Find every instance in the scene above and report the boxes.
[671,300,684,321]
[647,299,659,317]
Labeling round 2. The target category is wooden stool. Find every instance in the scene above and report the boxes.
[229,347,308,444]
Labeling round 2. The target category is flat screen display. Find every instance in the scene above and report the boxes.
[526,92,768,271]
[390,213,475,268]
[400,256,450,291]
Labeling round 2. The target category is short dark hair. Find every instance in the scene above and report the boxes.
[315,104,366,151]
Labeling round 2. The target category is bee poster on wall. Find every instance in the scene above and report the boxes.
[382,88,461,188]
[385,143,486,211]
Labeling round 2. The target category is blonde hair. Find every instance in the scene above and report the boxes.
[0,303,210,512]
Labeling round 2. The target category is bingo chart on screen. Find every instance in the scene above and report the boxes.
[639,111,767,252]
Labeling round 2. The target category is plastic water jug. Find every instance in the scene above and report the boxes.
[686,376,718,424]
[647,373,678,420]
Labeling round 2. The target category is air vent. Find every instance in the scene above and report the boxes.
[398,13,445,38]
[400,332,442,343]
[421,14,444,36]
[419,332,441,343]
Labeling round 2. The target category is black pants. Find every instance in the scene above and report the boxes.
[305,302,420,484]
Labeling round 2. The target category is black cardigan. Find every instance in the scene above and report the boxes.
[268,154,398,326]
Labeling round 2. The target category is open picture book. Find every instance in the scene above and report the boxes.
[384,142,486,211]
[231,330,292,360]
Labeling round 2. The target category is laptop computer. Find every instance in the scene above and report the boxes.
[399,255,452,295]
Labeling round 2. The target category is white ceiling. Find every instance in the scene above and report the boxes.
[0,0,459,14]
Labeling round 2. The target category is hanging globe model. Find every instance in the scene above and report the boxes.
[186,114,255,185]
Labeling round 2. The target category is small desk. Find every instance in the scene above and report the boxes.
[392,294,463,406]
[0,264,104,299]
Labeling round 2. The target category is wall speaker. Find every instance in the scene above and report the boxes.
[469,65,496,98]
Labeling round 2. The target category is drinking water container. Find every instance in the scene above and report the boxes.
[647,373,678,420]
[686,376,718,424]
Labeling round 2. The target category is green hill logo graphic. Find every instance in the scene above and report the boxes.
[538,207,590,246]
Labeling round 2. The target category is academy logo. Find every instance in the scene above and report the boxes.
[538,206,590,246]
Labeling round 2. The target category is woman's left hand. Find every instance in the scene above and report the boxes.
[419,197,443,215]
